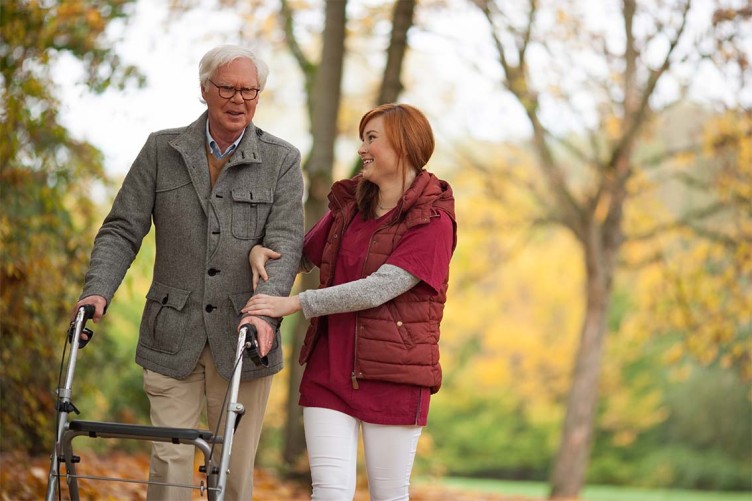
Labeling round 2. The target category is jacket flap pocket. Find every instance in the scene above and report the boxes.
[231,188,273,204]
[230,291,252,315]
[146,282,191,310]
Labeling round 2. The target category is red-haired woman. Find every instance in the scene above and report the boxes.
[243,103,457,500]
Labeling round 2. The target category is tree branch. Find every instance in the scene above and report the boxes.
[376,0,415,105]
[628,201,729,241]
[476,0,585,239]
[279,0,316,98]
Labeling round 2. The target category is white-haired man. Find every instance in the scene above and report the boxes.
[74,44,304,500]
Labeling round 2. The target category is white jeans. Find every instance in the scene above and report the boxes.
[303,407,423,501]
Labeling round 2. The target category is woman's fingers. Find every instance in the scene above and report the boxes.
[249,247,282,290]
[265,249,282,259]
[243,295,269,316]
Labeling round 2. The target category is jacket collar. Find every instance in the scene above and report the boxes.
[167,112,264,217]
[170,111,263,168]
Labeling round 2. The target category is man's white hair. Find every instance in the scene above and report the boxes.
[198,45,269,95]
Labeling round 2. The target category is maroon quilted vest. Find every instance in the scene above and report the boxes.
[298,171,456,393]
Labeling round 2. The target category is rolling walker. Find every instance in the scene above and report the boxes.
[45,304,266,500]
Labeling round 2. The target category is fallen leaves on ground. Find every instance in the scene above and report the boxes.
[1,451,537,500]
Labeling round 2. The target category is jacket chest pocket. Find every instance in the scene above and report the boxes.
[231,188,273,240]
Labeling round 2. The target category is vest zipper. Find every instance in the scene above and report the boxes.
[346,199,394,392]
[352,316,360,389]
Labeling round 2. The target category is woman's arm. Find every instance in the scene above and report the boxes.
[242,264,419,319]
[298,264,418,318]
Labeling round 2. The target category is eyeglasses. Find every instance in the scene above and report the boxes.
[208,79,260,101]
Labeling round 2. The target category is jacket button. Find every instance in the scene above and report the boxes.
[396,321,403,327]
[205,304,216,313]
[208,268,220,276]
[162,295,169,305]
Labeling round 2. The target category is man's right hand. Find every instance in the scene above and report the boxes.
[71,295,107,323]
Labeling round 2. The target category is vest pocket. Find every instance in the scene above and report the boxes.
[231,188,274,240]
[387,302,414,348]
[141,282,191,354]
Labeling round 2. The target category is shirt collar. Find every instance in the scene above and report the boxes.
[206,120,245,159]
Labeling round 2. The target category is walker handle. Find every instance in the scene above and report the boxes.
[240,323,269,367]
[81,303,96,320]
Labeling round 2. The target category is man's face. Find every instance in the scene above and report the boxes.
[201,58,259,142]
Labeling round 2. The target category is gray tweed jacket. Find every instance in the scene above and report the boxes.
[80,112,304,380]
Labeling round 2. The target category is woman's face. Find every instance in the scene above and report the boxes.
[358,116,401,186]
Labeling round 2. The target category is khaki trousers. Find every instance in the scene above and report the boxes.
[143,345,273,501]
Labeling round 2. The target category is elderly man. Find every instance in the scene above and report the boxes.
[73,45,304,500]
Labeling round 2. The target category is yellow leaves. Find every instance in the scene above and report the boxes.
[621,231,751,381]
[672,151,697,169]
[55,1,105,31]
[604,115,622,141]
[441,156,586,425]
[555,8,569,24]
[600,346,669,446]
[702,112,752,208]
[663,343,684,365]
[622,109,751,381]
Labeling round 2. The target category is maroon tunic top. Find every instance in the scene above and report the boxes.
[298,208,454,425]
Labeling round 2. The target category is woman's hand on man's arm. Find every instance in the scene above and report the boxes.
[249,245,281,291]
[242,294,301,318]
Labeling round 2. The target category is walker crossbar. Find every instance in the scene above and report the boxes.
[45,306,255,501]
[66,420,220,443]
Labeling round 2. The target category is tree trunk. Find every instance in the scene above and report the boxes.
[549,220,620,498]
[377,0,416,105]
[282,250,320,471]
[281,0,417,472]
[349,0,416,177]
[282,0,348,472]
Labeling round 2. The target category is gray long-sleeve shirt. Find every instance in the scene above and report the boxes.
[298,264,419,319]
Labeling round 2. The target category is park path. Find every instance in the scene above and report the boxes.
[1,451,536,500]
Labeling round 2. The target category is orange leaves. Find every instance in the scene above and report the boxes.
[0,451,529,501]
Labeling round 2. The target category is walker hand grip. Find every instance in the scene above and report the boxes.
[81,304,96,320]
[67,325,94,349]
[240,323,269,368]
[68,304,96,349]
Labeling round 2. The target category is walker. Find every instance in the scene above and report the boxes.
[45,304,264,500]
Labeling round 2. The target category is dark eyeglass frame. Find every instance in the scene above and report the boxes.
[208,79,260,101]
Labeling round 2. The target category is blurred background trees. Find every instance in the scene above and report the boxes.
[469,0,750,497]
[1,0,142,453]
[1,0,749,498]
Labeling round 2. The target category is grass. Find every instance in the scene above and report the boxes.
[420,477,752,501]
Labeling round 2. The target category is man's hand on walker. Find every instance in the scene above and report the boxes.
[239,315,275,357]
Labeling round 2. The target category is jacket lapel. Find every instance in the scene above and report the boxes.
[169,115,270,216]
[169,112,212,216]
